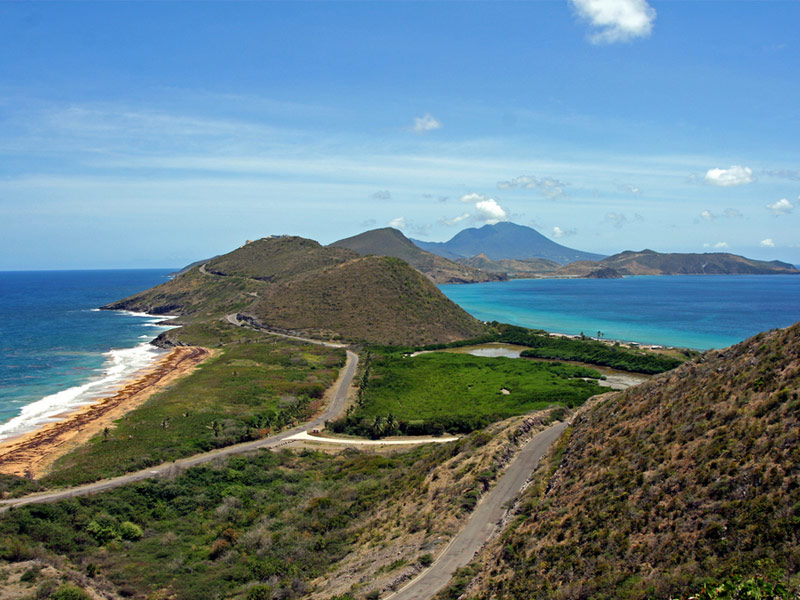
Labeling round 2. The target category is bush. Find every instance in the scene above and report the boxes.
[118,521,143,541]
[50,584,92,600]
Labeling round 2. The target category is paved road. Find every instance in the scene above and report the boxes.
[386,420,569,600]
[0,349,358,513]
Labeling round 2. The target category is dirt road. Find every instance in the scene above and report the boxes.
[387,420,568,600]
[0,349,358,513]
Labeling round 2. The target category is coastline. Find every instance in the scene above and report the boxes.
[0,345,213,479]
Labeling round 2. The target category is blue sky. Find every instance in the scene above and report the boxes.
[1,1,798,269]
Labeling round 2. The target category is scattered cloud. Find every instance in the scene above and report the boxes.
[408,222,432,237]
[413,113,442,133]
[360,218,377,228]
[371,190,392,200]
[604,212,643,228]
[388,216,406,229]
[766,168,800,181]
[438,196,449,203]
[703,241,729,249]
[439,213,471,227]
[570,0,656,44]
[497,175,568,199]
[766,197,794,216]
[704,165,754,187]
[552,226,577,238]
[700,208,743,221]
[618,183,641,195]
[760,238,776,248]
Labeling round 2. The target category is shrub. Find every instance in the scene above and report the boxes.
[118,521,143,541]
[50,584,92,600]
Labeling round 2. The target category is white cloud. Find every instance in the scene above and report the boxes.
[460,192,485,204]
[371,190,391,200]
[570,0,656,44]
[760,238,776,248]
[388,217,406,229]
[703,241,729,249]
[704,165,754,187]
[456,193,509,224]
[552,226,577,238]
[440,213,471,227]
[497,175,567,199]
[701,208,743,221]
[413,113,442,133]
[766,198,794,216]
[475,199,508,224]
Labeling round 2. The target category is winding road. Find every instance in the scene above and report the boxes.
[1,309,572,600]
[0,347,358,513]
[386,420,568,600]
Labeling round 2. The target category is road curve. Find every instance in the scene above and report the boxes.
[0,349,358,513]
[386,420,569,600]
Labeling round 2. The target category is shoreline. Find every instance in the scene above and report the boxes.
[0,345,213,480]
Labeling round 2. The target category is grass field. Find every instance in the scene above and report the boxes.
[329,352,605,437]
[43,323,345,487]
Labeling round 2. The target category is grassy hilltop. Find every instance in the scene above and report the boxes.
[442,322,800,599]
[105,236,487,346]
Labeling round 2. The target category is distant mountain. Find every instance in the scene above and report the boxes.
[412,222,605,264]
[553,249,800,277]
[455,253,561,278]
[329,227,507,284]
[104,235,486,346]
[452,321,800,599]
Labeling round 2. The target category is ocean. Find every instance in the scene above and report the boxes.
[441,275,800,351]
[0,269,176,441]
[1,270,799,442]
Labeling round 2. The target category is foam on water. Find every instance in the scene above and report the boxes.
[0,342,167,441]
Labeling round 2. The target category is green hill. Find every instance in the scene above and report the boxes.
[104,236,486,346]
[446,321,800,599]
[330,227,507,284]
[553,249,800,277]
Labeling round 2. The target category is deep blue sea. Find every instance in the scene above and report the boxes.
[441,275,800,351]
[0,269,176,440]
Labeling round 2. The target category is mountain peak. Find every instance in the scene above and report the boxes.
[412,222,605,264]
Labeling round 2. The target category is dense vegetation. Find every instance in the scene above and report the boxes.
[42,322,345,487]
[329,351,604,438]
[442,322,800,599]
[369,323,689,374]
[1,421,540,600]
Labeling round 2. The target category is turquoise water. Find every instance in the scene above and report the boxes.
[0,269,176,439]
[440,275,800,350]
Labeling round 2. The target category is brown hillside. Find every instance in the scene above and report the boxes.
[205,236,356,281]
[456,253,561,277]
[330,228,507,284]
[450,322,800,599]
[104,236,486,345]
[248,255,487,345]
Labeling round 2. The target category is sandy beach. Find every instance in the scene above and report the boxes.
[0,345,213,479]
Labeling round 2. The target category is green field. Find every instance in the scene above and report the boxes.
[329,352,605,437]
[43,323,345,487]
